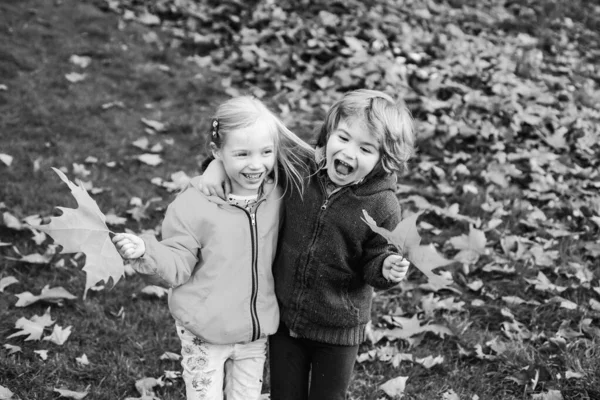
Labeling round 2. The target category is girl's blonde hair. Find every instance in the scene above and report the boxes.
[315,89,415,174]
[210,96,314,195]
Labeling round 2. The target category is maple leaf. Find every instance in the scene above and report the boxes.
[44,324,72,345]
[6,307,55,341]
[3,344,21,355]
[14,285,76,307]
[362,210,421,255]
[32,168,124,298]
[34,349,49,360]
[363,210,455,291]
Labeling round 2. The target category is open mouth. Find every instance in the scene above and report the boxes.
[242,172,263,180]
[333,159,354,176]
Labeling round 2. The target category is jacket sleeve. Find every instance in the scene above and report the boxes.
[130,193,201,288]
[361,198,402,290]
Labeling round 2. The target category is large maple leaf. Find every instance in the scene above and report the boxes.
[32,168,124,298]
[362,210,454,291]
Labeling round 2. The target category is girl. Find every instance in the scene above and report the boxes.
[112,96,314,400]
[199,89,415,399]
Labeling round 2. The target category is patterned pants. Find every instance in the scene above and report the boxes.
[176,324,267,400]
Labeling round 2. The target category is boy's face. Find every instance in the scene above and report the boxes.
[325,118,381,186]
[213,120,276,196]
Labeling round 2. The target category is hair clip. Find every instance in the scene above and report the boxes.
[211,118,219,139]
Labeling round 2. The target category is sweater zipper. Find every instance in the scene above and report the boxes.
[296,180,347,316]
[234,200,264,342]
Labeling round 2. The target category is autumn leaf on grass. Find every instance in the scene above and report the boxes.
[31,168,124,298]
[376,314,453,343]
[6,307,55,341]
[14,285,76,307]
[54,388,88,400]
[0,276,19,292]
[4,344,21,355]
[362,210,454,291]
[0,385,14,400]
[379,376,408,398]
[44,324,72,345]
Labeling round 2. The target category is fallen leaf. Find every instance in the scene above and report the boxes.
[0,154,13,167]
[442,389,460,400]
[415,355,444,369]
[44,325,72,345]
[65,72,86,83]
[3,211,25,230]
[53,388,88,399]
[31,168,124,298]
[76,354,90,366]
[134,376,164,398]
[136,153,163,166]
[4,252,53,264]
[140,285,169,298]
[34,349,48,360]
[531,390,563,400]
[132,137,150,150]
[0,385,14,400]
[0,276,19,292]
[140,118,165,132]
[69,55,91,68]
[3,344,22,355]
[7,308,55,341]
[14,285,76,307]
[379,375,408,398]
[159,351,181,361]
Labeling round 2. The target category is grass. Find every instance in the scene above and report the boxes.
[1,0,600,399]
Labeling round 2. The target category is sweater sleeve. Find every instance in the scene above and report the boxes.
[361,198,402,290]
[130,193,201,288]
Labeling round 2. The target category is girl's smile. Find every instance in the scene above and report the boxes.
[213,119,276,196]
[325,118,381,186]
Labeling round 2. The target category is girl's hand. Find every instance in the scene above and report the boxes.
[382,254,410,283]
[112,233,146,259]
[197,159,230,200]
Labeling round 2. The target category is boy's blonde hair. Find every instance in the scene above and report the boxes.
[210,96,314,195]
[315,89,415,174]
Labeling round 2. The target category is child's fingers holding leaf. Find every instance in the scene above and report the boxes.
[382,254,409,283]
[112,233,145,259]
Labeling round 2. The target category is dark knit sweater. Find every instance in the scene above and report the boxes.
[274,162,401,346]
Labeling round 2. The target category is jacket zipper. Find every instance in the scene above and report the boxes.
[295,178,346,322]
[249,210,260,341]
[234,200,264,342]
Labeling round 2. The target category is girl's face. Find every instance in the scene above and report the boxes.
[213,120,276,196]
[325,118,381,186]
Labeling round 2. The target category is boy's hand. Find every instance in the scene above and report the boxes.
[197,159,230,200]
[382,254,410,283]
[112,233,146,259]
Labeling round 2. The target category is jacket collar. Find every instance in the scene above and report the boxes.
[188,176,276,205]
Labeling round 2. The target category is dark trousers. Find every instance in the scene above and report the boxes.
[268,324,359,400]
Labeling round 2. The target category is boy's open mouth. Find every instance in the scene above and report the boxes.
[333,159,354,176]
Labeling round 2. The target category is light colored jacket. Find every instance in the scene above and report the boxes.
[133,177,282,344]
